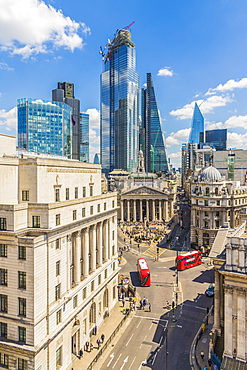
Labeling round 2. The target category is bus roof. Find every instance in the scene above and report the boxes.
[137,258,149,270]
[177,250,201,257]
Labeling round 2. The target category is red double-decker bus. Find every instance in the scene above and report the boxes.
[137,258,151,286]
[175,250,202,271]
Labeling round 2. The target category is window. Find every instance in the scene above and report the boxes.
[91,281,94,292]
[204,221,209,229]
[0,269,7,286]
[83,187,86,197]
[0,244,7,258]
[55,188,60,202]
[104,202,106,211]
[32,216,40,228]
[90,206,93,215]
[215,220,220,228]
[217,200,220,206]
[0,323,7,338]
[55,284,61,301]
[205,187,209,195]
[97,204,100,213]
[204,200,208,206]
[73,295,78,308]
[113,262,116,271]
[66,188,69,200]
[18,298,26,317]
[113,286,116,299]
[98,274,101,285]
[18,246,26,260]
[196,200,198,205]
[56,309,62,324]
[216,211,220,217]
[0,218,7,230]
[82,208,85,218]
[55,239,60,250]
[228,200,231,206]
[73,210,77,220]
[112,200,115,208]
[104,270,107,279]
[75,187,78,199]
[112,230,115,240]
[56,346,62,367]
[18,326,26,343]
[56,261,60,276]
[83,287,87,299]
[56,214,61,226]
[18,272,26,290]
[0,295,7,313]
[18,358,27,370]
[22,190,29,201]
[90,185,93,197]
[0,353,9,368]
[204,211,209,217]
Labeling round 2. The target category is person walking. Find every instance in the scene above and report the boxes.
[139,300,143,310]
[85,341,90,352]
[96,339,101,349]
[200,351,205,360]
[101,334,105,343]
[79,349,83,359]
[149,303,151,312]
[94,325,97,335]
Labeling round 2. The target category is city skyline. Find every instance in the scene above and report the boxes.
[1,0,247,166]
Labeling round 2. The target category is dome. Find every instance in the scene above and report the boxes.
[199,165,222,182]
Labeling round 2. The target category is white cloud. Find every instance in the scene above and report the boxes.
[0,107,17,131]
[0,62,14,71]
[0,0,90,58]
[165,128,191,147]
[227,132,247,149]
[206,77,247,95]
[168,151,181,159]
[157,67,174,77]
[170,95,233,120]
[206,115,247,131]
[85,108,100,130]
[89,127,100,163]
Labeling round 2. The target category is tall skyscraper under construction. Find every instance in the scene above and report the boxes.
[100,28,139,174]
[141,73,168,173]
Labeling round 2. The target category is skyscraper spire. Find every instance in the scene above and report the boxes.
[188,102,204,144]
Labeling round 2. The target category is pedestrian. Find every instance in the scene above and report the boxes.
[96,339,101,349]
[94,325,97,335]
[143,297,147,307]
[79,348,83,359]
[172,299,175,309]
[118,292,121,301]
[139,300,143,310]
[121,293,125,300]
[200,351,205,360]
[101,334,105,343]
[208,358,212,367]
[90,343,93,352]
[85,341,89,352]
[213,366,218,370]
[149,303,151,312]
[166,300,170,309]
[203,367,209,370]
[122,299,125,307]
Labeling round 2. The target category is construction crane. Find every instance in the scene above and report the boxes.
[123,21,135,30]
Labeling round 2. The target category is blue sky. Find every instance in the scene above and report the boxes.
[1,0,247,167]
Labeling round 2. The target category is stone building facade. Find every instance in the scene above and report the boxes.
[0,136,118,369]
[190,165,247,252]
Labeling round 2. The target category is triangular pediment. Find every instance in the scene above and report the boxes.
[122,185,165,196]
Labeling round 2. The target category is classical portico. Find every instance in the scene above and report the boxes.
[120,185,172,222]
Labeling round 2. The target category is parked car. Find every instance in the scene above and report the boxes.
[205,283,215,297]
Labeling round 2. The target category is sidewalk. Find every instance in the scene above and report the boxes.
[191,310,214,370]
[71,298,135,370]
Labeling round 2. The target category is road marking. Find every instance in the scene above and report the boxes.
[112,353,122,368]
[134,315,168,322]
[120,356,129,370]
[126,333,134,346]
[139,335,147,348]
[152,352,158,365]
[159,335,163,345]
[136,319,142,328]
[107,353,115,367]
[128,356,136,370]
[149,322,153,330]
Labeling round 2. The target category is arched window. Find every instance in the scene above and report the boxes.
[89,302,96,324]
[103,289,109,309]
[205,187,210,195]
[215,188,218,196]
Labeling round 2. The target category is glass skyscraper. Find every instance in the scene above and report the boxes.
[100,29,139,174]
[188,102,204,144]
[205,129,227,151]
[17,98,72,157]
[80,113,89,162]
[141,73,168,173]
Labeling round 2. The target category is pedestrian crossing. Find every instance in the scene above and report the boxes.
[143,246,167,258]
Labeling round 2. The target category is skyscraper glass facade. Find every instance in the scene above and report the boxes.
[100,29,139,174]
[80,113,89,162]
[141,73,168,173]
[17,98,72,157]
[205,129,227,151]
[188,102,204,144]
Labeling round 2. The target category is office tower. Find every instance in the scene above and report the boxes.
[188,102,204,144]
[17,98,72,157]
[52,82,80,160]
[141,73,168,173]
[205,129,227,151]
[100,29,139,174]
[80,113,89,162]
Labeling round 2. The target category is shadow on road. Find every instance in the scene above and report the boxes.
[193,268,214,284]
[129,271,141,287]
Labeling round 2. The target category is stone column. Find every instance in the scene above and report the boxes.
[74,232,81,284]
[159,200,162,221]
[140,200,143,222]
[224,284,233,355]
[127,200,130,222]
[133,200,136,222]
[105,220,109,260]
[164,201,168,221]
[121,200,124,222]
[91,225,97,271]
[237,288,246,360]
[214,270,221,333]
[146,200,149,221]
[152,199,155,221]
[83,228,89,277]
[98,221,103,267]
[67,234,72,291]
